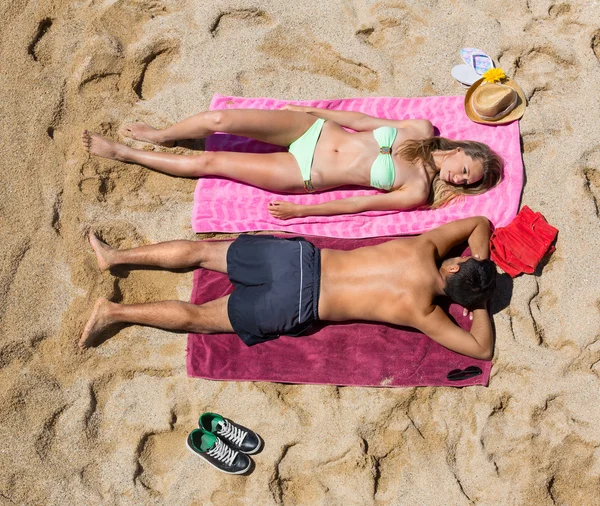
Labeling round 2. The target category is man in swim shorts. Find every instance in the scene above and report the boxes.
[81,216,496,359]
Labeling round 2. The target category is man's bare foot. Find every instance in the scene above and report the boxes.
[89,232,114,271]
[82,130,127,160]
[79,298,116,348]
[120,122,175,147]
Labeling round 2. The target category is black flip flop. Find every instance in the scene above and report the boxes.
[447,366,483,381]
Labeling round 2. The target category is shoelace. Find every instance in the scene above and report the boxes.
[217,420,247,447]
[207,437,238,467]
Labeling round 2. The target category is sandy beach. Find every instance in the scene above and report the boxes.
[1,0,600,504]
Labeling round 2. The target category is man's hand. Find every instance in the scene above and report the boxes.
[268,201,304,220]
[463,253,483,319]
[462,298,487,321]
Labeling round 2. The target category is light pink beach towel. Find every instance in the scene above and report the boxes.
[192,95,523,238]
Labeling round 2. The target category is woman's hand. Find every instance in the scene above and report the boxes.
[268,201,304,220]
[280,104,313,113]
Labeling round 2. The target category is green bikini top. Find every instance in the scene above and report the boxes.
[370,126,398,190]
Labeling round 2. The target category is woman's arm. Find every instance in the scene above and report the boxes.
[268,188,428,219]
[281,104,433,135]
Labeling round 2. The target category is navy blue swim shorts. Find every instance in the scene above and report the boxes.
[226,235,321,346]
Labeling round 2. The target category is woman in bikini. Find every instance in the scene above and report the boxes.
[81,105,502,219]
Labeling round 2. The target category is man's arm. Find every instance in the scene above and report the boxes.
[414,305,494,360]
[421,216,491,260]
[281,104,433,134]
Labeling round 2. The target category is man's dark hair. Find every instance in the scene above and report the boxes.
[443,258,497,307]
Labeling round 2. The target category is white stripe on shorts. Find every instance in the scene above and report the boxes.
[298,242,303,323]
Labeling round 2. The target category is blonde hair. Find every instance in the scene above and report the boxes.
[399,137,503,209]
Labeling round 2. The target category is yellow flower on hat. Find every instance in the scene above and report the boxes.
[482,68,506,84]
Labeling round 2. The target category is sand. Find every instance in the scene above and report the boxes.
[1,0,600,504]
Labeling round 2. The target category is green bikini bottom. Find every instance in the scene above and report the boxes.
[288,118,326,193]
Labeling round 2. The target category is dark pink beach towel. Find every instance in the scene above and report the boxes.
[192,94,523,238]
[186,236,492,387]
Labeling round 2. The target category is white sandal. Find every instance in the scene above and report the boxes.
[451,64,481,86]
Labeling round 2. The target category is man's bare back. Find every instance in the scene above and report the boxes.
[319,237,439,324]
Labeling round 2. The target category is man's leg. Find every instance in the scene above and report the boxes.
[89,232,231,272]
[119,109,317,147]
[79,296,233,348]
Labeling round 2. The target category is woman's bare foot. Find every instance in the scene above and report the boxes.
[120,122,175,147]
[82,130,127,160]
[89,232,114,271]
[79,298,116,348]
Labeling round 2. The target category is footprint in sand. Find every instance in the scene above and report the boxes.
[86,1,179,100]
[583,168,600,218]
[95,0,174,46]
[512,45,576,99]
[579,148,600,218]
[207,8,377,91]
[548,3,571,18]
[521,128,562,153]
[592,30,600,64]
[77,166,117,201]
[209,8,273,37]
[132,42,180,100]
[34,404,69,460]
[134,429,185,492]
[28,18,53,64]
[259,26,379,91]
[75,37,124,96]
[355,26,375,45]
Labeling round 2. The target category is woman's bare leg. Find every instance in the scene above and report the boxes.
[120,109,317,147]
[79,296,233,348]
[82,131,306,192]
[88,232,231,272]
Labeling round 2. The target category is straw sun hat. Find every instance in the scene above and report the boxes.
[464,68,526,125]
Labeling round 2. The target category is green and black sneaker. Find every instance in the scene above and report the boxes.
[186,429,251,475]
[199,412,263,455]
